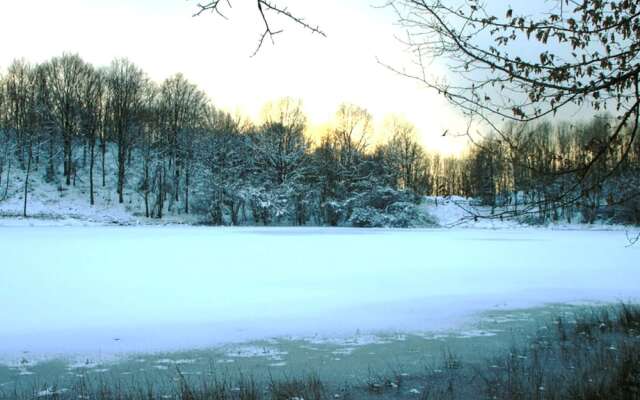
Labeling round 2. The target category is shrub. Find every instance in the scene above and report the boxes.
[386,201,435,228]
[349,207,388,227]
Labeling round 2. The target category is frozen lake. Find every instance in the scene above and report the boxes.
[0,226,639,361]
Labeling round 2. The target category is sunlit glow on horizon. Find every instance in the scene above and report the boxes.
[0,0,470,155]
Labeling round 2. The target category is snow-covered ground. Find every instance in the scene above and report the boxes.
[419,195,636,230]
[0,226,638,364]
[0,149,202,226]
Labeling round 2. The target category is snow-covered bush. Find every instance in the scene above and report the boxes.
[386,201,435,227]
[348,207,389,227]
[348,202,434,228]
[246,186,291,225]
[343,185,433,228]
[349,185,419,211]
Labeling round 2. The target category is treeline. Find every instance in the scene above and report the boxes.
[460,119,640,224]
[0,54,638,226]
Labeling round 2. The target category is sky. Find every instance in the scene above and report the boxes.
[0,0,475,155]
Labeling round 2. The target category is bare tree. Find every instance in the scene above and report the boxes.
[44,54,86,186]
[80,65,105,206]
[254,98,309,185]
[135,81,160,218]
[158,73,207,212]
[197,106,248,225]
[4,61,37,216]
[106,59,146,204]
[333,103,372,175]
[382,116,428,194]
[5,60,34,169]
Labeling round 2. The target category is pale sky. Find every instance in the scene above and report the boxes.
[0,0,471,154]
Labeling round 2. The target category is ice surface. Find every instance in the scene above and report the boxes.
[0,226,638,362]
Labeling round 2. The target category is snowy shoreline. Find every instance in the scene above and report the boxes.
[0,213,638,233]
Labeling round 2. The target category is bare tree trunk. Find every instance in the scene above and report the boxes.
[47,132,55,182]
[141,156,149,218]
[101,135,106,187]
[64,134,71,186]
[16,132,24,169]
[34,136,40,171]
[89,138,95,206]
[82,139,87,168]
[117,132,125,204]
[184,165,189,214]
[23,147,32,217]
[174,159,180,203]
[0,142,5,191]
[118,158,124,203]
[3,157,11,200]
[157,164,164,219]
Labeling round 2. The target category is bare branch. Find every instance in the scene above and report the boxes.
[194,0,326,55]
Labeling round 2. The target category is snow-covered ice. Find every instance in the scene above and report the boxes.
[0,226,638,361]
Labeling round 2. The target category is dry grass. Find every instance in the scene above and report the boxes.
[2,304,639,400]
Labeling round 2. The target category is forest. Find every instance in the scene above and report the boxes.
[0,54,638,227]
